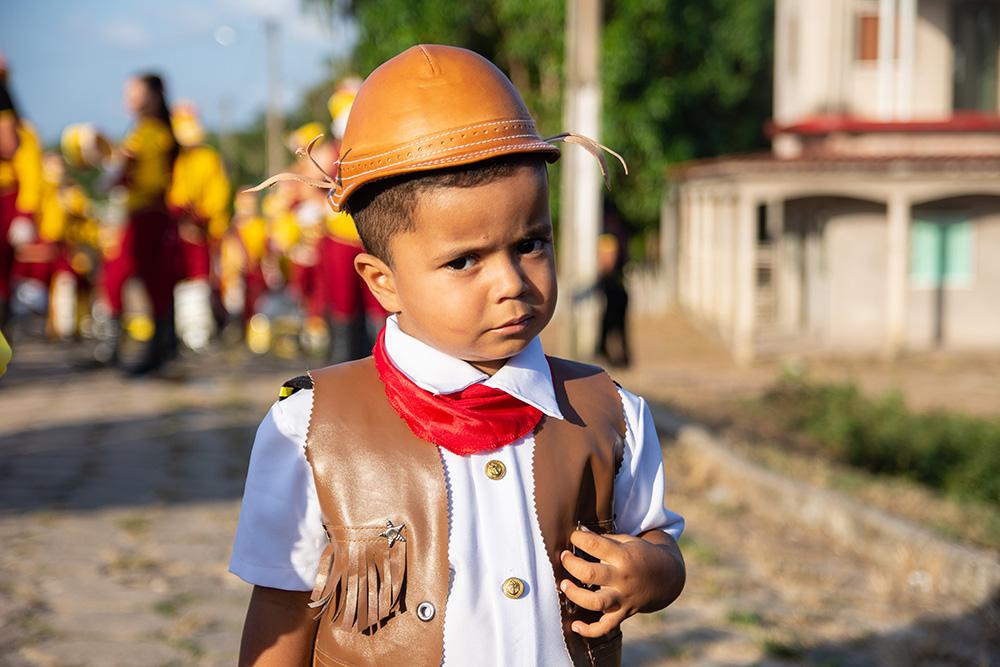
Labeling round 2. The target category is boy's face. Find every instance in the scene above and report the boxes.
[357,165,557,373]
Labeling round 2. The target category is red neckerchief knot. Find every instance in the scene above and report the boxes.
[372,327,544,455]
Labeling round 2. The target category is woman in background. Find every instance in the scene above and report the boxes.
[100,73,179,374]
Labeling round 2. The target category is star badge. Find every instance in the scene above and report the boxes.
[379,519,406,548]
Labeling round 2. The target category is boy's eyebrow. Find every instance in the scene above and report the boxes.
[432,221,553,262]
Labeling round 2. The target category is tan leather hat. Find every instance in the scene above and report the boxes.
[331,44,560,211]
[250,44,625,210]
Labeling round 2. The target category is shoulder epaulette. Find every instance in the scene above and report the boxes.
[279,374,314,400]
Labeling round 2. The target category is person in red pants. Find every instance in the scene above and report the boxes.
[219,189,269,329]
[167,102,230,352]
[0,55,19,333]
[1,60,46,335]
[318,209,386,361]
[317,80,387,361]
[100,73,180,374]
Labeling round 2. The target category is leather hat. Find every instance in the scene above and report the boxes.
[249,44,625,209]
[330,44,559,211]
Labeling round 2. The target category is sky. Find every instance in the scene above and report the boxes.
[1,0,357,143]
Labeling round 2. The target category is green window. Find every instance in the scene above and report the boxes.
[910,218,973,288]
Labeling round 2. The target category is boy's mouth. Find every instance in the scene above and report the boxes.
[491,314,534,332]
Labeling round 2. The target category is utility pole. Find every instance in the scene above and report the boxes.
[559,0,602,358]
[264,19,284,177]
[218,95,237,176]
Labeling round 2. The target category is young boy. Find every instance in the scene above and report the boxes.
[230,44,685,667]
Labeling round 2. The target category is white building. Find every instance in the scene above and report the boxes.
[662,0,1000,362]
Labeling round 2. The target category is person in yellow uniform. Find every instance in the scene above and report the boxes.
[0,54,44,332]
[37,152,101,340]
[100,73,179,374]
[0,327,10,375]
[220,189,269,331]
[281,123,327,329]
[316,80,386,362]
[5,117,49,334]
[167,102,230,352]
[0,58,17,332]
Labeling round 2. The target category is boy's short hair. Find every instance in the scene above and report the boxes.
[347,154,547,263]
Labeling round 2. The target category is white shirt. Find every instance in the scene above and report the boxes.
[230,316,684,666]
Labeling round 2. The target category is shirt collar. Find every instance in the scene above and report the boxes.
[382,315,564,420]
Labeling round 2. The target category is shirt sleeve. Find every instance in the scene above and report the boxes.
[229,389,327,591]
[612,386,685,540]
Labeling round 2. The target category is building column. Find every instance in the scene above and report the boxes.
[877,0,897,120]
[896,0,916,119]
[682,187,695,309]
[676,187,687,308]
[885,192,911,358]
[733,190,758,364]
[688,189,701,314]
[697,189,711,318]
[708,194,718,324]
[718,195,735,341]
[766,197,785,329]
[660,183,679,309]
[708,192,726,327]
[697,192,710,319]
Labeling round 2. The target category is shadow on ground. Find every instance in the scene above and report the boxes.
[622,588,999,667]
[0,407,258,513]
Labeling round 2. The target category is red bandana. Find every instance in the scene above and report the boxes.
[372,328,544,455]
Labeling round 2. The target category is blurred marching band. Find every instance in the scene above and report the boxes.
[0,54,385,376]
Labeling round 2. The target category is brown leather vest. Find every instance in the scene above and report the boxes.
[305,356,625,666]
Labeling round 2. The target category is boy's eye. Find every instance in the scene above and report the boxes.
[446,256,476,271]
[516,238,548,255]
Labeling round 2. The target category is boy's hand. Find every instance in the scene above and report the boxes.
[559,528,685,638]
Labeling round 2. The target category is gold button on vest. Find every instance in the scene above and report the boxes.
[484,460,506,480]
[502,577,525,599]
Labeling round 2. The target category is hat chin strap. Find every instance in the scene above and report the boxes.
[543,132,628,190]
[245,131,629,197]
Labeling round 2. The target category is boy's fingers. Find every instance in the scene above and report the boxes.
[559,579,619,613]
[571,611,625,638]
[560,550,614,586]
[569,529,620,561]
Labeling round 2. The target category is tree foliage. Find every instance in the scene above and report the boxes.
[305,0,773,232]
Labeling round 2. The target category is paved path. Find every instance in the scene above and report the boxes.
[0,337,995,666]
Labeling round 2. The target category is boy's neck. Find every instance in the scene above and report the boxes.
[393,317,510,377]
[466,358,509,376]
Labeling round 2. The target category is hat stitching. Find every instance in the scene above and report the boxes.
[416,45,440,75]
[331,140,558,207]
[343,132,543,180]
[337,118,536,165]
[340,134,551,183]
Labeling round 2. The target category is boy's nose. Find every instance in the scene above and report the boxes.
[493,256,529,301]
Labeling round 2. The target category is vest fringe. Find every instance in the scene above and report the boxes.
[309,527,407,633]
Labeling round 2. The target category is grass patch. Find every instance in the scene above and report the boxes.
[677,534,721,566]
[117,514,150,537]
[153,592,195,618]
[727,609,765,627]
[760,375,1000,507]
[103,551,163,575]
[761,638,802,659]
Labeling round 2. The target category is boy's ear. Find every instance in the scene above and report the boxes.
[354,252,402,313]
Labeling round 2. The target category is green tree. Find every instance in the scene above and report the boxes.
[602,0,773,228]
[305,0,773,233]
